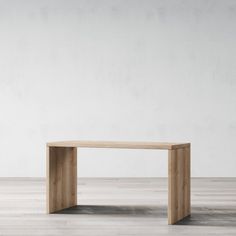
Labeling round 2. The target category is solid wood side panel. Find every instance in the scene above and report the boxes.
[168,149,177,224]
[168,147,191,224]
[177,148,184,220]
[184,146,191,216]
[46,146,77,213]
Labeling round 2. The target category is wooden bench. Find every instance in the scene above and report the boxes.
[46,141,191,224]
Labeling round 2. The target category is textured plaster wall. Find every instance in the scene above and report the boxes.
[0,0,236,177]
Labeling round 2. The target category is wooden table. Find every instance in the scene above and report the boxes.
[46,141,191,224]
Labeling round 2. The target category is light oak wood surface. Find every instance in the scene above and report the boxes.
[46,140,191,224]
[168,147,191,224]
[46,147,77,213]
[47,140,190,150]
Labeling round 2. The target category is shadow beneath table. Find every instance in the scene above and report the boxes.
[176,206,236,227]
[56,205,167,217]
[56,205,236,227]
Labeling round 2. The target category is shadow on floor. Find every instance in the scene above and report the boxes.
[56,205,236,227]
[56,205,167,217]
[177,206,236,227]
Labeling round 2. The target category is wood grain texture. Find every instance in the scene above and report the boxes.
[46,146,77,213]
[47,140,190,150]
[184,146,191,216]
[168,147,191,224]
[46,141,191,224]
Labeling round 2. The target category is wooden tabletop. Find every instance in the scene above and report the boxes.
[47,140,190,150]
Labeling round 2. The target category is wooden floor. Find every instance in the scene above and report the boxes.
[0,178,235,235]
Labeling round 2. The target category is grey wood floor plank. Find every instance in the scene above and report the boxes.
[0,178,236,235]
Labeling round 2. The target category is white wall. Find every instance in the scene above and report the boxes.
[0,0,236,177]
